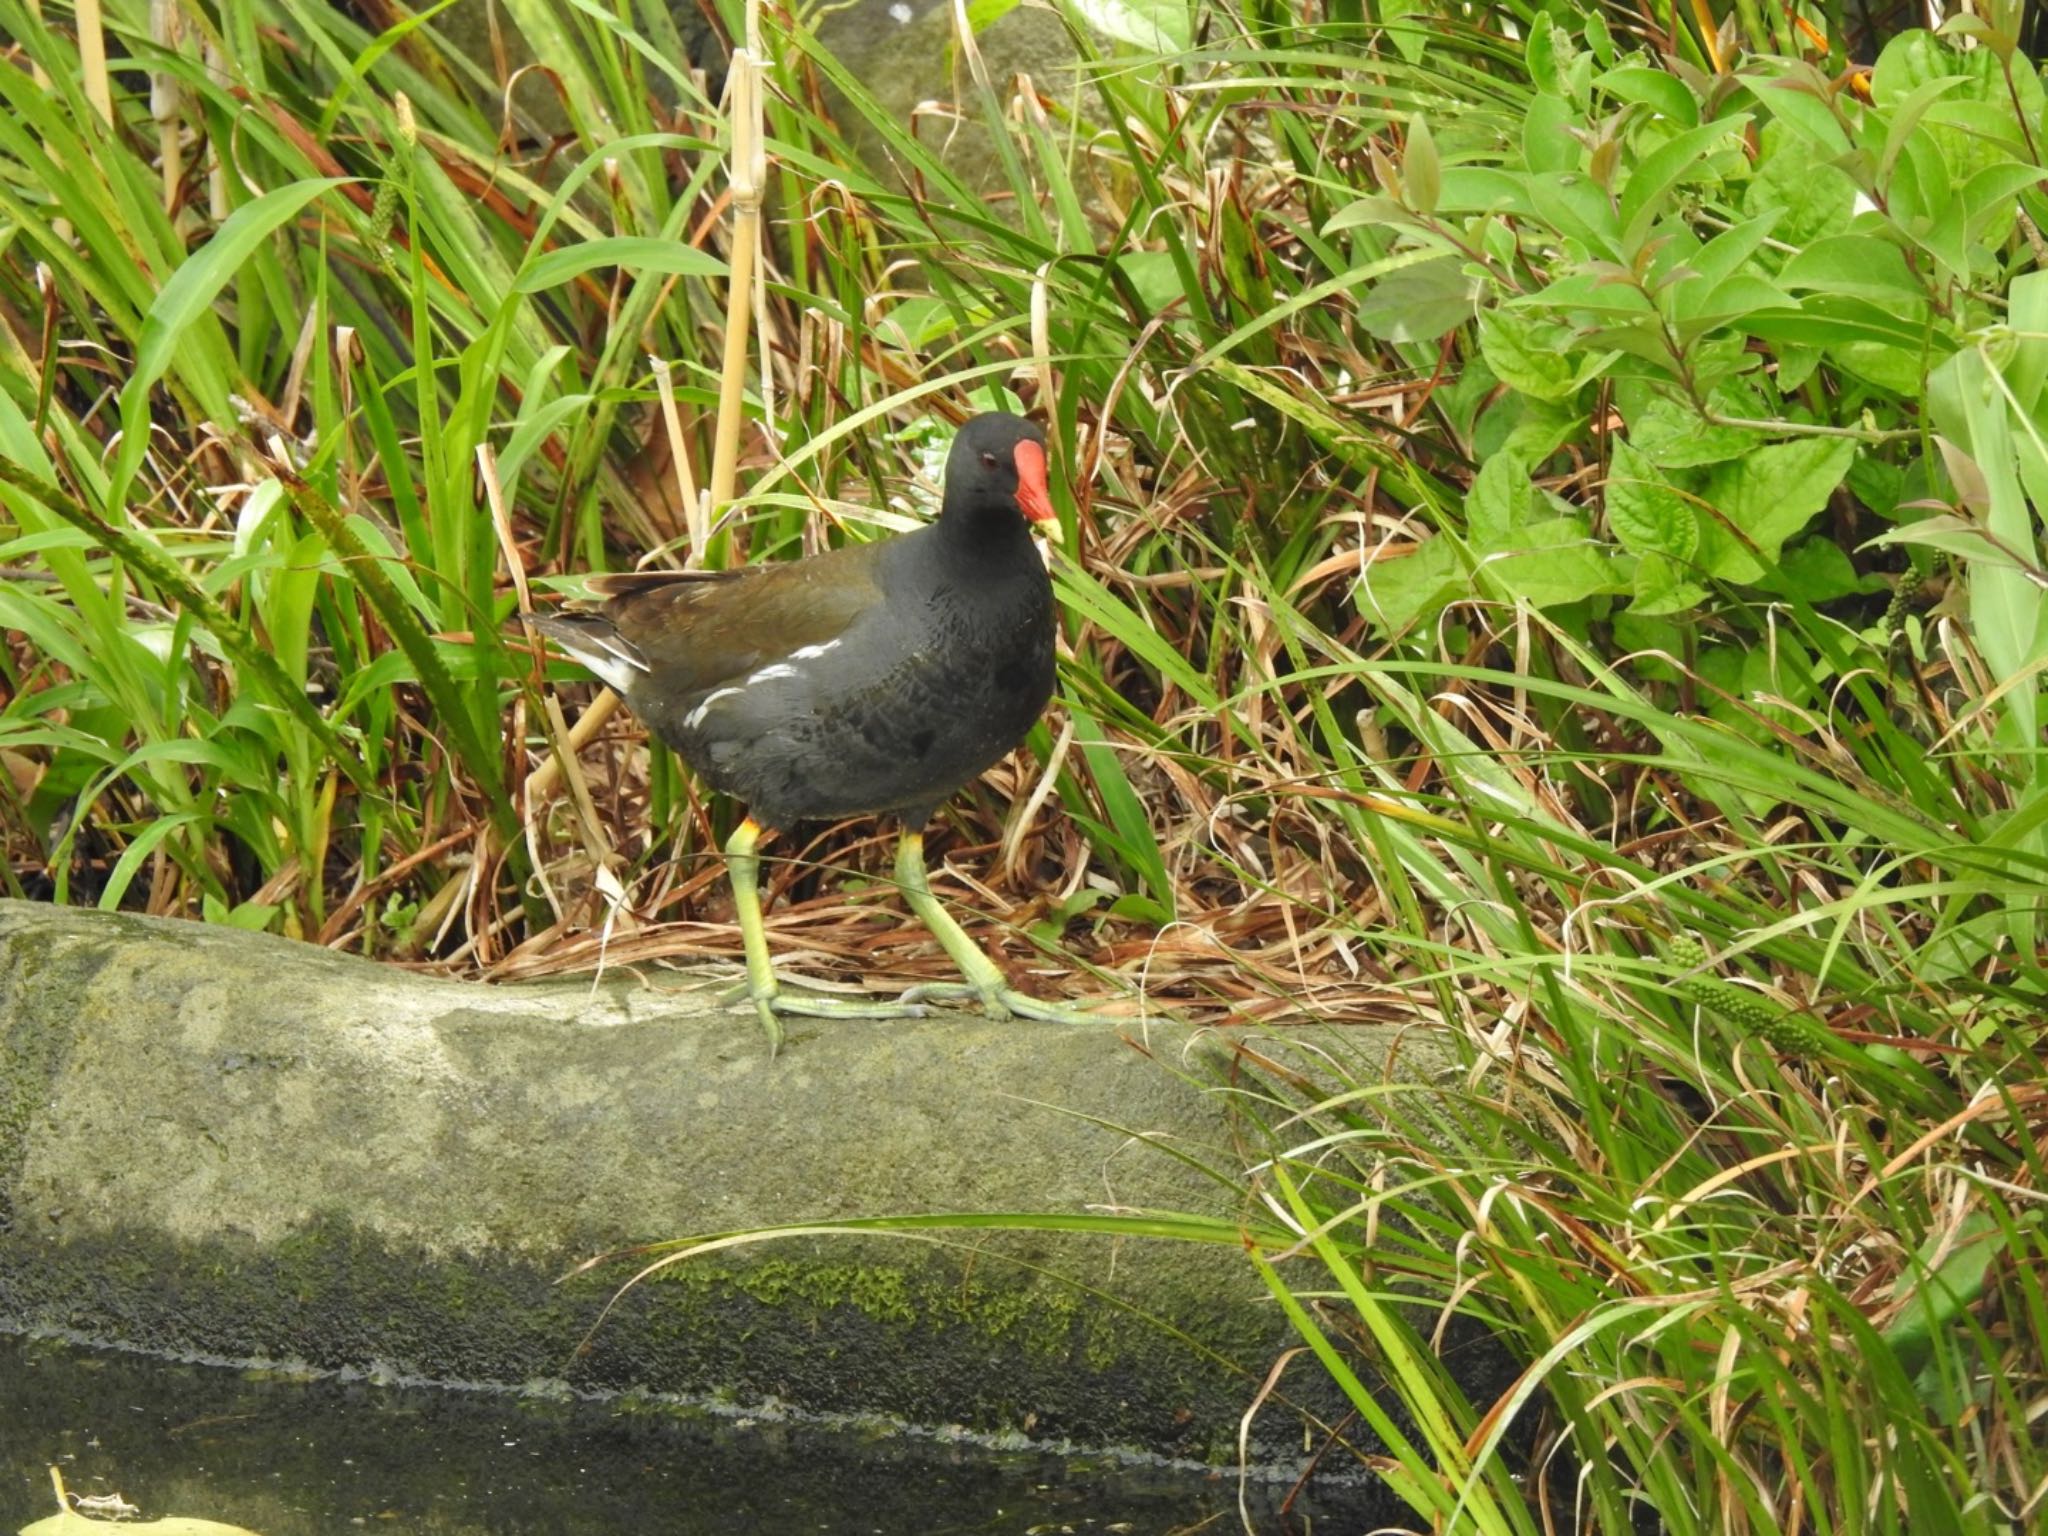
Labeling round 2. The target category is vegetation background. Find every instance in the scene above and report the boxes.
[2,0,2044,1529]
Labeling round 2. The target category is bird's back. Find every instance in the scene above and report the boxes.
[530,526,1055,828]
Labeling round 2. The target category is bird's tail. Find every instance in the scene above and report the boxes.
[515,609,649,695]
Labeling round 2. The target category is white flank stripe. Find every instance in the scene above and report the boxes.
[747,662,799,684]
[789,640,842,661]
[684,686,742,731]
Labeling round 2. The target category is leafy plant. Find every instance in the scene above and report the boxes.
[3,2,2046,1530]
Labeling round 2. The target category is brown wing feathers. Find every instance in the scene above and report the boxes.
[522,543,890,700]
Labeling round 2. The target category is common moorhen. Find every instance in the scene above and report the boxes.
[526,412,1078,1049]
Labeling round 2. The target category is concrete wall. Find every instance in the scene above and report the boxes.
[0,900,1434,1477]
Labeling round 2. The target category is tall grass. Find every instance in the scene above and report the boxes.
[2,1,2044,1530]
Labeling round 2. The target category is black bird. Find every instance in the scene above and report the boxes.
[526,412,1080,1048]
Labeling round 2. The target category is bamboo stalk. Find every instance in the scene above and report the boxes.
[76,0,112,122]
[150,0,184,212]
[524,690,619,805]
[524,0,773,893]
[707,40,765,511]
[26,0,48,87]
[204,39,228,219]
[650,355,706,564]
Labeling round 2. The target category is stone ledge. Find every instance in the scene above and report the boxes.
[0,899,1480,1484]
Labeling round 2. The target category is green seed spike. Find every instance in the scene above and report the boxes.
[1668,934,1841,1059]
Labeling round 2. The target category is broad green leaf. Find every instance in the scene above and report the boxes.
[1323,195,1413,238]
[1680,336,1756,389]
[1847,454,1908,520]
[1618,117,1749,255]
[1872,26,2044,125]
[1582,7,1615,64]
[1356,533,1465,634]
[1880,1210,2007,1370]
[1618,384,1764,469]
[1753,74,1855,157]
[1377,0,1434,64]
[1697,438,1857,582]
[1924,99,2032,191]
[1874,73,1967,189]
[1495,396,1588,463]
[1930,331,2048,752]
[1744,120,1857,247]
[1473,512,1625,609]
[1113,251,1187,315]
[1355,255,1474,344]
[1527,171,1621,256]
[1434,167,1537,217]
[1403,115,1440,216]
[1630,551,1707,615]
[1595,66,1698,127]
[1758,536,1877,603]
[1743,295,1936,350]
[1672,272,1795,337]
[1686,212,1781,287]
[1831,340,1929,396]
[2005,266,2048,412]
[1864,511,2028,566]
[1065,0,1190,51]
[1465,453,1629,609]
[1962,160,2048,242]
[1776,343,1823,393]
[1521,93,1578,173]
[1888,135,1968,279]
[1567,321,1677,376]
[1477,307,1579,400]
[1514,269,1657,320]
[1465,451,1538,543]
[1524,12,1570,98]
[1607,441,1698,560]
[1780,235,1925,304]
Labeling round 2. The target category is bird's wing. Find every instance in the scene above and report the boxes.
[585,541,891,695]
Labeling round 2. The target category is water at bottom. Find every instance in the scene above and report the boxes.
[0,1335,1362,1535]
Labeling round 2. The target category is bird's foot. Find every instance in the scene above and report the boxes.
[722,979,929,1055]
[894,981,1105,1024]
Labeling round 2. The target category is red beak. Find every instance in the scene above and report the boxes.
[1011,438,1058,529]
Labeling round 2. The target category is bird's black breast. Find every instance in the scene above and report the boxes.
[667,532,1056,829]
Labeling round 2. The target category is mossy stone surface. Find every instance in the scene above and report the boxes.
[0,900,1398,1466]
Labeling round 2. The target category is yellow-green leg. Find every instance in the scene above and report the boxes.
[890,829,1102,1023]
[724,817,919,1053]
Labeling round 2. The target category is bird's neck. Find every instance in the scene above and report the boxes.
[931,496,1035,569]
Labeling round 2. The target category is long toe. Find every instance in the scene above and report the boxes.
[897,981,1102,1024]
[990,988,1105,1025]
[768,991,929,1020]
[733,978,919,1054]
[896,980,1007,1017]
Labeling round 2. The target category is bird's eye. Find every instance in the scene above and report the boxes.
[981,451,1000,470]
